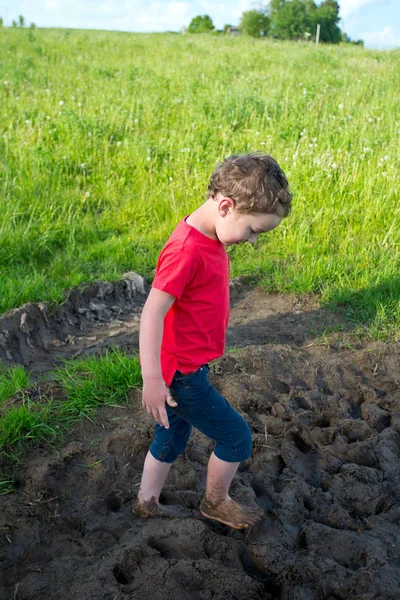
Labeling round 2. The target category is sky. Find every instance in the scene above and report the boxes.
[1,0,399,49]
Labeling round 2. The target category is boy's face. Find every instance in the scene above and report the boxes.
[215,198,282,247]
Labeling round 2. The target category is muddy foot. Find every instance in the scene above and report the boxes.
[199,496,264,530]
[132,496,190,519]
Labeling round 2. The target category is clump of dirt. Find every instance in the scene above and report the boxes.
[1,283,400,599]
[0,272,147,374]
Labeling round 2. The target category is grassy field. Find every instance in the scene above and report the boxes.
[0,28,399,337]
[0,27,400,477]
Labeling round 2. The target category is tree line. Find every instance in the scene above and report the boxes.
[0,15,36,28]
[188,1,363,46]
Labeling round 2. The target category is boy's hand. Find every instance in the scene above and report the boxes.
[142,377,177,429]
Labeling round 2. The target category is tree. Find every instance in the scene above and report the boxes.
[18,14,25,27]
[312,0,341,43]
[0,17,3,27]
[270,0,311,40]
[188,15,214,34]
[342,31,364,46]
[240,10,270,38]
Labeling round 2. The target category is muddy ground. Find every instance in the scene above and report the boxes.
[1,278,400,600]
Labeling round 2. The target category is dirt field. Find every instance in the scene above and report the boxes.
[1,279,400,599]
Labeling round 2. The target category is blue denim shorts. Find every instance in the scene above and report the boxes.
[149,365,252,464]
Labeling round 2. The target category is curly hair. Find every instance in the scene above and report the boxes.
[207,153,292,217]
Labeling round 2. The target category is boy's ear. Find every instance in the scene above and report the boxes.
[218,196,235,217]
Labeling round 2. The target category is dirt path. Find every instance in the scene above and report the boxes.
[1,279,400,599]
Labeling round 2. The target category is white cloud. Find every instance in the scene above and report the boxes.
[361,25,400,48]
[96,3,113,14]
[339,0,385,20]
[231,0,253,21]
[44,0,61,9]
[128,1,191,30]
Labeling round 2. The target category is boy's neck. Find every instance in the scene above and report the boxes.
[186,199,218,240]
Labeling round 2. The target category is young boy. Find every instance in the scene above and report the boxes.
[134,153,292,529]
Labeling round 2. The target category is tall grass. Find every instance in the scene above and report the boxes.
[1,29,399,336]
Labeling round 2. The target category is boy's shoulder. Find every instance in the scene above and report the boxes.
[164,217,218,254]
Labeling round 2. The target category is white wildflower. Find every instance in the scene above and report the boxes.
[303,88,307,95]
[78,102,82,107]
[338,104,344,109]
[332,163,337,170]
[116,141,122,147]
[58,100,64,106]
[3,81,8,85]
[169,177,173,182]
[364,147,370,153]
[80,163,87,169]
[147,157,151,161]
[25,119,31,125]
[134,119,138,123]
[368,117,373,123]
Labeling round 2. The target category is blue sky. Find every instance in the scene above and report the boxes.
[1,0,399,49]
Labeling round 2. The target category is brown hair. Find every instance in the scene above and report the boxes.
[207,153,292,217]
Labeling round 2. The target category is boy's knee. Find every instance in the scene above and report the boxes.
[215,419,252,463]
[150,419,192,463]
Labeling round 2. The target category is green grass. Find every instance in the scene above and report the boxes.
[0,365,31,405]
[0,29,399,336]
[0,350,142,470]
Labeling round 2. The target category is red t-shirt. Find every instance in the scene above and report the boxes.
[152,217,230,386]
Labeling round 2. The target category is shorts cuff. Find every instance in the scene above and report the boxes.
[149,445,176,464]
[213,445,252,463]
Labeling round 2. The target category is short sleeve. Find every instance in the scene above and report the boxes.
[152,243,199,299]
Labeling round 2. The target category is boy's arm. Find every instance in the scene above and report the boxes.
[139,287,177,429]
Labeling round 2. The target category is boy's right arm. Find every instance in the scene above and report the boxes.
[139,287,177,429]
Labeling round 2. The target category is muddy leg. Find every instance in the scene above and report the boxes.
[133,451,189,518]
[200,452,264,530]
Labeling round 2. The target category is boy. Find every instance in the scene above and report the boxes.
[134,153,292,529]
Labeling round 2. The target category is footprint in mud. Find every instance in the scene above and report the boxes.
[251,477,273,510]
[293,396,311,410]
[240,548,281,597]
[113,521,266,598]
[269,378,290,395]
[147,536,202,560]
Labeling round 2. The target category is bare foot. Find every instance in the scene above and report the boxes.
[199,496,264,530]
[132,496,190,519]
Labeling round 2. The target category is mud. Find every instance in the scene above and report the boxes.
[1,282,400,599]
[0,272,147,374]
